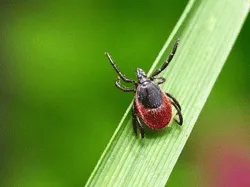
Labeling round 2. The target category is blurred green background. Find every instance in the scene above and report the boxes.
[0,1,249,187]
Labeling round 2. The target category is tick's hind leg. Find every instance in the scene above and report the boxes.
[132,102,145,138]
[171,101,183,125]
[166,92,181,111]
[165,92,183,125]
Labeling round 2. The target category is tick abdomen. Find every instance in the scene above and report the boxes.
[135,92,172,129]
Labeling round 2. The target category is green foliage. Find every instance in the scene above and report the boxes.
[86,0,249,186]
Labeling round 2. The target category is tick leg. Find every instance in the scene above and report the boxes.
[165,92,181,111]
[150,39,179,78]
[115,77,135,92]
[165,92,183,125]
[152,77,166,85]
[105,52,136,84]
[170,101,183,126]
[136,118,144,138]
[132,102,145,138]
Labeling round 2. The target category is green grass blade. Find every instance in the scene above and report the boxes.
[86,0,249,186]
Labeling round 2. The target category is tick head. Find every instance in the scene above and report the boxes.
[136,68,148,83]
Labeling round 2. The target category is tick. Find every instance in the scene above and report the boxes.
[105,40,183,138]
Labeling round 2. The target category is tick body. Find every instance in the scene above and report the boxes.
[106,40,183,138]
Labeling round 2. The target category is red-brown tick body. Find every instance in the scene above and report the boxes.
[106,39,183,138]
[135,86,172,129]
